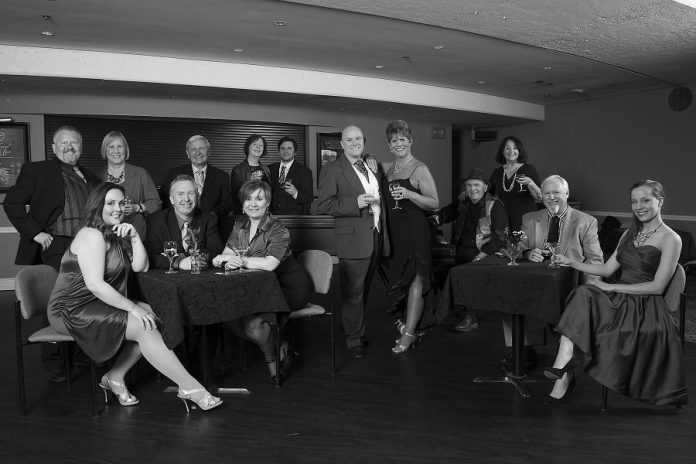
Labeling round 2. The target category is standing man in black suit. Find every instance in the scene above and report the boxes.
[161,135,233,238]
[269,136,314,215]
[317,125,390,359]
[4,125,99,270]
[4,125,99,382]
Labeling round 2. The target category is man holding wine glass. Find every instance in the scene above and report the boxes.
[144,174,223,272]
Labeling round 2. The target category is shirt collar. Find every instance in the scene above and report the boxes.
[280,159,294,170]
[548,206,569,220]
[191,164,207,175]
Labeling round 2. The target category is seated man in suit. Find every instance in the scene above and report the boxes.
[146,174,224,271]
[269,136,314,215]
[160,135,233,238]
[505,174,603,367]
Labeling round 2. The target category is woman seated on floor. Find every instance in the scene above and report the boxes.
[544,179,687,406]
[212,179,312,383]
[47,182,222,411]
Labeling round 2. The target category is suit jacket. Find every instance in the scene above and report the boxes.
[144,207,224,269]
[3,159,99,265]
[160,164,233,217]
[520,207,603,281]
[269,161,314,215]
[317,155,390,259]
[439,193,509,256]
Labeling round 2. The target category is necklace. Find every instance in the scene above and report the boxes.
[393,155,412,174]
[107,170,125,184]
[501,164,520,192]
[633,223,663,248]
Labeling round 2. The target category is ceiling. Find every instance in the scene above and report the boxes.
[1,0,695,127]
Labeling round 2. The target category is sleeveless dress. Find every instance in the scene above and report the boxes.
[557,238,688,405]
[381,167,437,326]
[47,240,130,363]
[488,163,540,231]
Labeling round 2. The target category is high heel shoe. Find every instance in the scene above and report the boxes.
[543,356,577,380]
[543,374,576,405]
[98,375,139,406]
[394,319,425,342]
[177,388,223,412]
[392,332,420,354]
[268,343,298,385]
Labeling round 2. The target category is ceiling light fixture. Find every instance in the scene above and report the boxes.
[41,31,54,36]
[477,80,487,85]
[233,48,243,53]
[433,45,444,50]
[41,15,52,21]
[543,66,552,71]
[0,117,14,122]
[672,1,696,9]
[375,65,384,69]
[273,20,287,27]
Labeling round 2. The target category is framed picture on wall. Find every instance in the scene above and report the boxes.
[0,122,30,191]
[316,132,343,188]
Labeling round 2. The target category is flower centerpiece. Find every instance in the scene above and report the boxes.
[498,228,526,266]
[185,227,203,273]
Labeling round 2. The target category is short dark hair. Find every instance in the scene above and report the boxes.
[82,182,125,235]
[385,120,412,142]
[277,136,297,151]
[243,134,267,158]
[495,136,528,164]
[238,179,272,205]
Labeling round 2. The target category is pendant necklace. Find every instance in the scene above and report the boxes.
[633,223,662,248]
[501,164,519,192]
[393,155,412,174]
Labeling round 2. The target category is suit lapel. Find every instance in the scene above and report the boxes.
[560,207,576,255]
[166,209,182,250]
[533,212,545,248]
[339,155,365,194]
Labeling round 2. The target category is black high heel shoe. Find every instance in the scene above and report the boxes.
[543,356,576,380]
[543,375,576,405]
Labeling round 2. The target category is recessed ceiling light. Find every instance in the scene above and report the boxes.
[543,66,552,71]
[571,88,587,94]
[543,93,552,98]
[502,16,508,20]
[477,80,487,85]
[41,31,54,36]
[233,48,243,53]
[41,15,52,21]
[273,20,287,27]
[433,45,444,50]
[375,65,384,69]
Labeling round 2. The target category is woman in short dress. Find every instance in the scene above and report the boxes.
[47,182,221,411]
[544,180,687,406]
[230,134,272,214]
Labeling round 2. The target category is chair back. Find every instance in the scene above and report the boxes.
[663,264,685,326]
[297,250,333,294]
[15,265,59,320]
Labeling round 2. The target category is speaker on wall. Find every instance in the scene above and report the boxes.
[471,127,498,142]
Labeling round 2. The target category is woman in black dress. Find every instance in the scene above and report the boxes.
[488,136,542,231]
[544,180,687,406]
[230,134,272,214]
[381,120,439,354]
[213,180,311,382]
[48,183,221,411]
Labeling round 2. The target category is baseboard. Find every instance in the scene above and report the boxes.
[0,278,15,291]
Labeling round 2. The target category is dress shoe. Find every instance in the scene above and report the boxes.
[454,314,479,332]
[348,345,366,359]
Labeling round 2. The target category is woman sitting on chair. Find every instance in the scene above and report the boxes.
[212,179,311,383]
[47,182,222,411]
[545,179,687,406]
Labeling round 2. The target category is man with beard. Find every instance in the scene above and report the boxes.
[4,125,99,382]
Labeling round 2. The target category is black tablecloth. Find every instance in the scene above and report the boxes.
[441,255,579,325]
[137,269,289,349]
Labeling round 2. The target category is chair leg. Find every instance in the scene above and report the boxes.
[65,342,72,392]
[330,311,336,375]
[15,303,26,417]
[601,386,608,411]
[90,362,99,417]
[275,324,281,387]
[243,340,249,370]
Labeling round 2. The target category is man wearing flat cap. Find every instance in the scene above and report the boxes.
[435,168,509,332]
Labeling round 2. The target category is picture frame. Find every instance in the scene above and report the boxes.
[0,122,30,191]
[316,131,343,188]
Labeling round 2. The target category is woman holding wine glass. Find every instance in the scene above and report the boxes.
[212,179,311,383]
[487,136,542,231]
[379,120,439,354]
[230,134,272,215]
[47,183,222,411]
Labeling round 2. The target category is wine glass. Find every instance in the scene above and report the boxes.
[389,182,402,210]
[545,242,560,268]
[516,174,528,193]
[505,242,521,266]
[162,241,178,274]
[226,245,248,273]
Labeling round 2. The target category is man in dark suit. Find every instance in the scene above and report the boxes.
[317,125,390,359]
[269,136,314,215]
[146,174,224,271]
[4,125,99,270]
[4,125,99,382]
[160,135,233,239]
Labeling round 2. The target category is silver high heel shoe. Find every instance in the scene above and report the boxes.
[392,332,420,354]
[98,375,139,406]
[177,388,223,412]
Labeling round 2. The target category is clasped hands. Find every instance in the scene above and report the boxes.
[212,253,246,270]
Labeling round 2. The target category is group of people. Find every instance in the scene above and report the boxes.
[3,123,688,411]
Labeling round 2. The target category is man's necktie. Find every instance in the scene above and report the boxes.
[354,160,370,181]
[194,170,204,195]
[547,215,561,243]
[73,166,86,182]
[279,165,286,185]
[182,221,191,252]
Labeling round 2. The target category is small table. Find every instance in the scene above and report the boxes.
[137,268,289,386]
[441,255,578,397]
